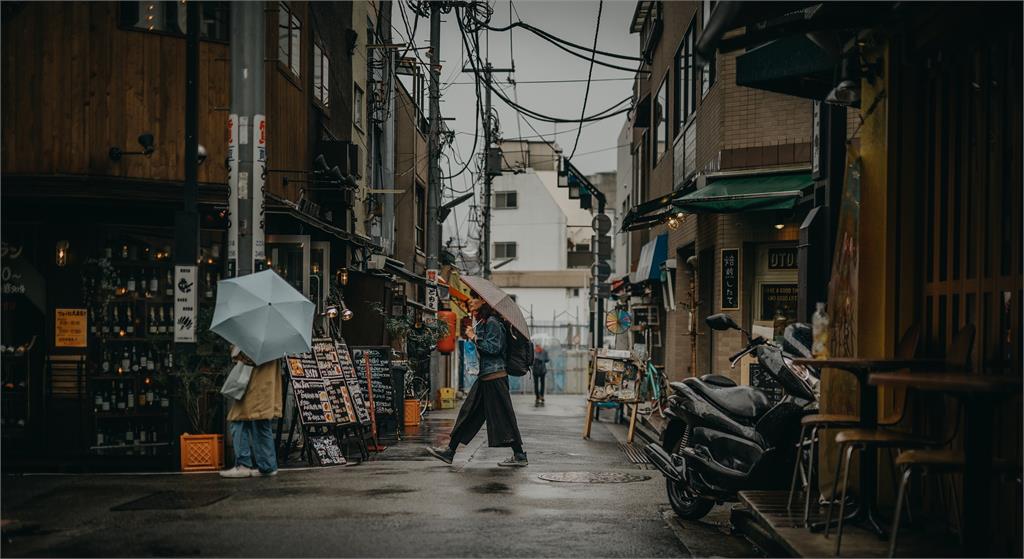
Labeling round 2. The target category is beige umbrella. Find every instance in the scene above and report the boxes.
[459,275,530,338]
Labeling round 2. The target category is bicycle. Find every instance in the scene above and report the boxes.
[401,359,432,420]
[638,358,670,418]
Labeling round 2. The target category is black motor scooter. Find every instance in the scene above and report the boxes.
[644,313,820,520]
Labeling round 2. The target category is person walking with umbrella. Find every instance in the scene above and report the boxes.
[427,277,529,467]
[533,344,549,406]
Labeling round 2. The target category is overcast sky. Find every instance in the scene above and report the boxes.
[396,1,638,251]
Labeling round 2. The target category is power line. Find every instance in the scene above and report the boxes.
[484,19,643,62]
[569,0,603,160]
[446,77,635,85]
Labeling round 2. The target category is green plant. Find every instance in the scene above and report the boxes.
[172,306,231,434]
[368,302,448,358]
[81,257,117,324]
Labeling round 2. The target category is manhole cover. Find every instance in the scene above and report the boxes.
[537,471,652,483]
[111,490,231,511]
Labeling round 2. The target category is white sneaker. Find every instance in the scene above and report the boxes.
[256,469,278,477]
[219,465,256,478]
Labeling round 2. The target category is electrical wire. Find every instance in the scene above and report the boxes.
[568,0,603,160]
[484,19,643,62]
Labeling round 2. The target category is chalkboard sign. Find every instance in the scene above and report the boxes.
[721,248,740,310]
[748,363,785,404]
[333,340,372,425]
[312,338,359,426]
[307,433,347,466]
[350,347,396,419]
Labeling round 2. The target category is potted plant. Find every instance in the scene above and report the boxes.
[173,306,231,472]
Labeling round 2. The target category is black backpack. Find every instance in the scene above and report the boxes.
[504,327,534,377]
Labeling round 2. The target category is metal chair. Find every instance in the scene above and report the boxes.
[787,324,921,527]
[825,324,976,555]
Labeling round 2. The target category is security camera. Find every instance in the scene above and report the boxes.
[197,144,208,166]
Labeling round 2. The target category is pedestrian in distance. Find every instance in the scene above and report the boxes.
[533,344,549,406]
[220,346,283,478]
[426,295,528,467]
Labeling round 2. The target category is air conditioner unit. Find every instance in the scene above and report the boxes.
[367,254,387,270]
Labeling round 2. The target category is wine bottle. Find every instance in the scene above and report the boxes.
[120,347,130,372]
[101,350,110,373]
[126,306,135,335]
[157,307,167,334]
[146,385,155,406]
[102,308,111,335]
[96,428,105,446]
[139,348,148,370]
[127,382,135,408]
[204,272,214,298]
[125,422,134,443]
[116,382,126,410]
[165,270,174,297]
[149,269,159,294]
[127,273,136,293]
[130,346,140,373]
[102,390,111,412]
[94,390,103,411]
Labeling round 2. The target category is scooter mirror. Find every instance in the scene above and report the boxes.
[705,314,740,331]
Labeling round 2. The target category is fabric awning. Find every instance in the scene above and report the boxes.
[736,34,835,100]
[674,172,812,214]
[631,233,668,284]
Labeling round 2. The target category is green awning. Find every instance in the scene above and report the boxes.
[736,34,835,100]
[673,172,811,214]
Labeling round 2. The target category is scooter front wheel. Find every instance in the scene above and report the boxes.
[666,433,714,520]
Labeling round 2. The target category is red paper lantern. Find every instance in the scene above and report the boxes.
[437,310,458,354]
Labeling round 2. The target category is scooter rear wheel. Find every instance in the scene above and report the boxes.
[666,431,714,520]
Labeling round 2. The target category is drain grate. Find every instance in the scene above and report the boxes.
[537,471,651,484]
[619,443,651,464]
[111,490,231,511]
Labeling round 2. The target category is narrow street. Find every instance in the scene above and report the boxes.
[2,396,758,558]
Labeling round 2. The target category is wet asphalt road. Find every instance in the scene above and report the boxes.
[2,395,759,557]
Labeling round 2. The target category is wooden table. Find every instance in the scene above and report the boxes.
[869,372,1022,557]
[791,357,944,536]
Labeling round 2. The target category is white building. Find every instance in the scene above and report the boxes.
[488,140,590,347]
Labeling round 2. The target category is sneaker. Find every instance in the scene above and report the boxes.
[425,446,455,465]
[219,465,256,478]
[256,469,278,477]
[498,453,528,467]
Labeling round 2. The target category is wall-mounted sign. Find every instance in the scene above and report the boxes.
[767,247,798,270]
[174,266,198,343]
[227,114,239,275]
[253,114,267,271]
[55,308,87,348]
[721,248,740,310]
[760,284,799,321]
[811,101,822,179]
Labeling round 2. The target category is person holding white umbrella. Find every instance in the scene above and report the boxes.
[208,270,316,478]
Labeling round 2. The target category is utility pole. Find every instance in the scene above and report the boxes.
[426,4,441,272]
[174,0,200,352]
[462,62,513,279]
[228,2,266,277]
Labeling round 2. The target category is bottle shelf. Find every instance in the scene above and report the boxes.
[94,410,170,419]
[90,442,172,450]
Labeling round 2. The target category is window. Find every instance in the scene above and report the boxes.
[353,85,364,130]
[675,19,696,131]
[415,183,426,250]
[701,1,717,97]
[655,77,668,162]
[494,242,517,259]
[494,191,518,209]
[120,1,229,41]
[278,2,301,78]
[313,41,330,108]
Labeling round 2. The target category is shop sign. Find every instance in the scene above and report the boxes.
[227,114,239,273]
[174,266,197,343]
[426,285,439,311]
[252,114,267,270]
[760,284,799,321]
[55,308,87,348]
[767,247,798,269]
[721,248,740,310]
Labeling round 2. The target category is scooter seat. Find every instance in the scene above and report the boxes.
[687,382,771,419]
[699,374,737,387]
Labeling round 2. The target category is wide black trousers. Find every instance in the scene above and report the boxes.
[449,375,523,448]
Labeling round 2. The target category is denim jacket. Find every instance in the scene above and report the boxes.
[476,316,507,376]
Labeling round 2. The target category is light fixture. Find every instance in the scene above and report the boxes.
[197,144,208,165]
[337,268,349,286]
[341,303,354,321]
[825,50,882,107]
[109,133,156,162]
[324,306,339,319]
[774,223,786,230]
[56,240,69,267]
[667,216,680,231]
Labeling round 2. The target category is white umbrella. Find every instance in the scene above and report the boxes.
[209,270,315,365]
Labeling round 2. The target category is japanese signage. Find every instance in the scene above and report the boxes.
[227,114,239,275]
[55,308,87,348]
[174,266,197,343]
[721,248,740,310]
[767,247,798,269]
[252,114,267,269]
[760,284,799,321]
[426,285,439,311]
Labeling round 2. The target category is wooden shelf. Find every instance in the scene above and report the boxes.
[90,442,172,450]
[94,409,170,419]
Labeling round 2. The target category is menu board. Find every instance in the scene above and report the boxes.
[311,339,358,425]
[55,308,87,348]
[350,346,396,419]
[307,433,347,466]
[588,349,641,403]
[285,353,335,425]
[333,340,372,425]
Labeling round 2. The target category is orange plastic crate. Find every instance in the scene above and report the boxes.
[179,433,224,472]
